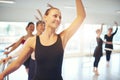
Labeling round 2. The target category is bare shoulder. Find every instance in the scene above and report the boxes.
[24,36,36,49]
[20,36,25,40]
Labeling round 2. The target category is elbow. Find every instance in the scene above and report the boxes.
[80,11,86,22]
[83,11,86,20]
[83,13,86,21]
[78,13,86,22]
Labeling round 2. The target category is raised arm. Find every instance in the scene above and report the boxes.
[114,21,118,27]
[96,23,104,38]
[60,0,86,48]
[113,21,118,35]
[99,23,104,36]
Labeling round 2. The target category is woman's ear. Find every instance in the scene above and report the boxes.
[43,15,47,23]
[26,26,28,31]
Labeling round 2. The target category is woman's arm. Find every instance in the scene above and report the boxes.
[103,41,112,45]
[60,0,86,48]
[5,43,16,50]
[1,56,12,63]
[97,23,104,38]
[100,23,104,34]
[4,36,24,55]
[113,21,118,35]
[0,37,35,80]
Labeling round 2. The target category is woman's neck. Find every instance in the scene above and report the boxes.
[26,32,34,37]
[44,27,56,37]
[107,32,111,36]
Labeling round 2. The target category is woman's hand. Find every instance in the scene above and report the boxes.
[0,73,4,80]
[4,51,10,55]
[5,47,9,50]
[1,56,12,63]
[106,41,112,44]
[114,21,118,27]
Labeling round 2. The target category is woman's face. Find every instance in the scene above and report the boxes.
[37,23,45,33]
[27,24,35,32]
[44,9,61,29]
[108,28,113,33]
[96,29,100,34]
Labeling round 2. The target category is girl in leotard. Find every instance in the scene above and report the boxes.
[93,24,113,75]
[104,21,118,66]
[2,22,35,73]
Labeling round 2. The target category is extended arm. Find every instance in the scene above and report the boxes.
[4,36,24,55]
[5,43,16,50]
[0,37,34,80]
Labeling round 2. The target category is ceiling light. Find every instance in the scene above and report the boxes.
[0,0,15,4]
[64,6,75,9]
[116,10,120,13]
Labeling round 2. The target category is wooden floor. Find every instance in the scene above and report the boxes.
[4,53,120,80]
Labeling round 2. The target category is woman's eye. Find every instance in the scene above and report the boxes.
[53,14,61,20]
[54,15,57,18]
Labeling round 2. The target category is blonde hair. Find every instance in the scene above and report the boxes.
[96,29,100,34]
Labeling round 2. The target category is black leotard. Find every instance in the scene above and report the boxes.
[93,37,103,57]
[104,27,118,49]
[33,35,64,80]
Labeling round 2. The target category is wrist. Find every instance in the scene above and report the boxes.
[8,56,12,59]
[1,72,5,78]
[8,51,11,54]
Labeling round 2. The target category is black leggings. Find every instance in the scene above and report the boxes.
[105,50,112,61]
[93,56,101,68]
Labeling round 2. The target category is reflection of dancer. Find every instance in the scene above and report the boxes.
[93,24,112,75]
[0,0,86,80]
[2,22,35,73]
[104,21,118,66]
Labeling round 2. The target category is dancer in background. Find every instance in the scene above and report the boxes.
[104,21,118,67]
[0,0,86,80]
[2,22,35,73]
[28,10,45,80]
[28,20,45,80]
[2,21,45,80]
[93,24,112,75]
[93,24,104,75]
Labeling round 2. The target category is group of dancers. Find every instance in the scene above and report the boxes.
[0,0,119,79]
[93,21,118,75]
[0,0,86,80]
[0,20,45,80]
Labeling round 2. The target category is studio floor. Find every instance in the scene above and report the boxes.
[3,53,120,80]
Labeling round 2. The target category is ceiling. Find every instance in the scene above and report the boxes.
[0,0,120,25]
